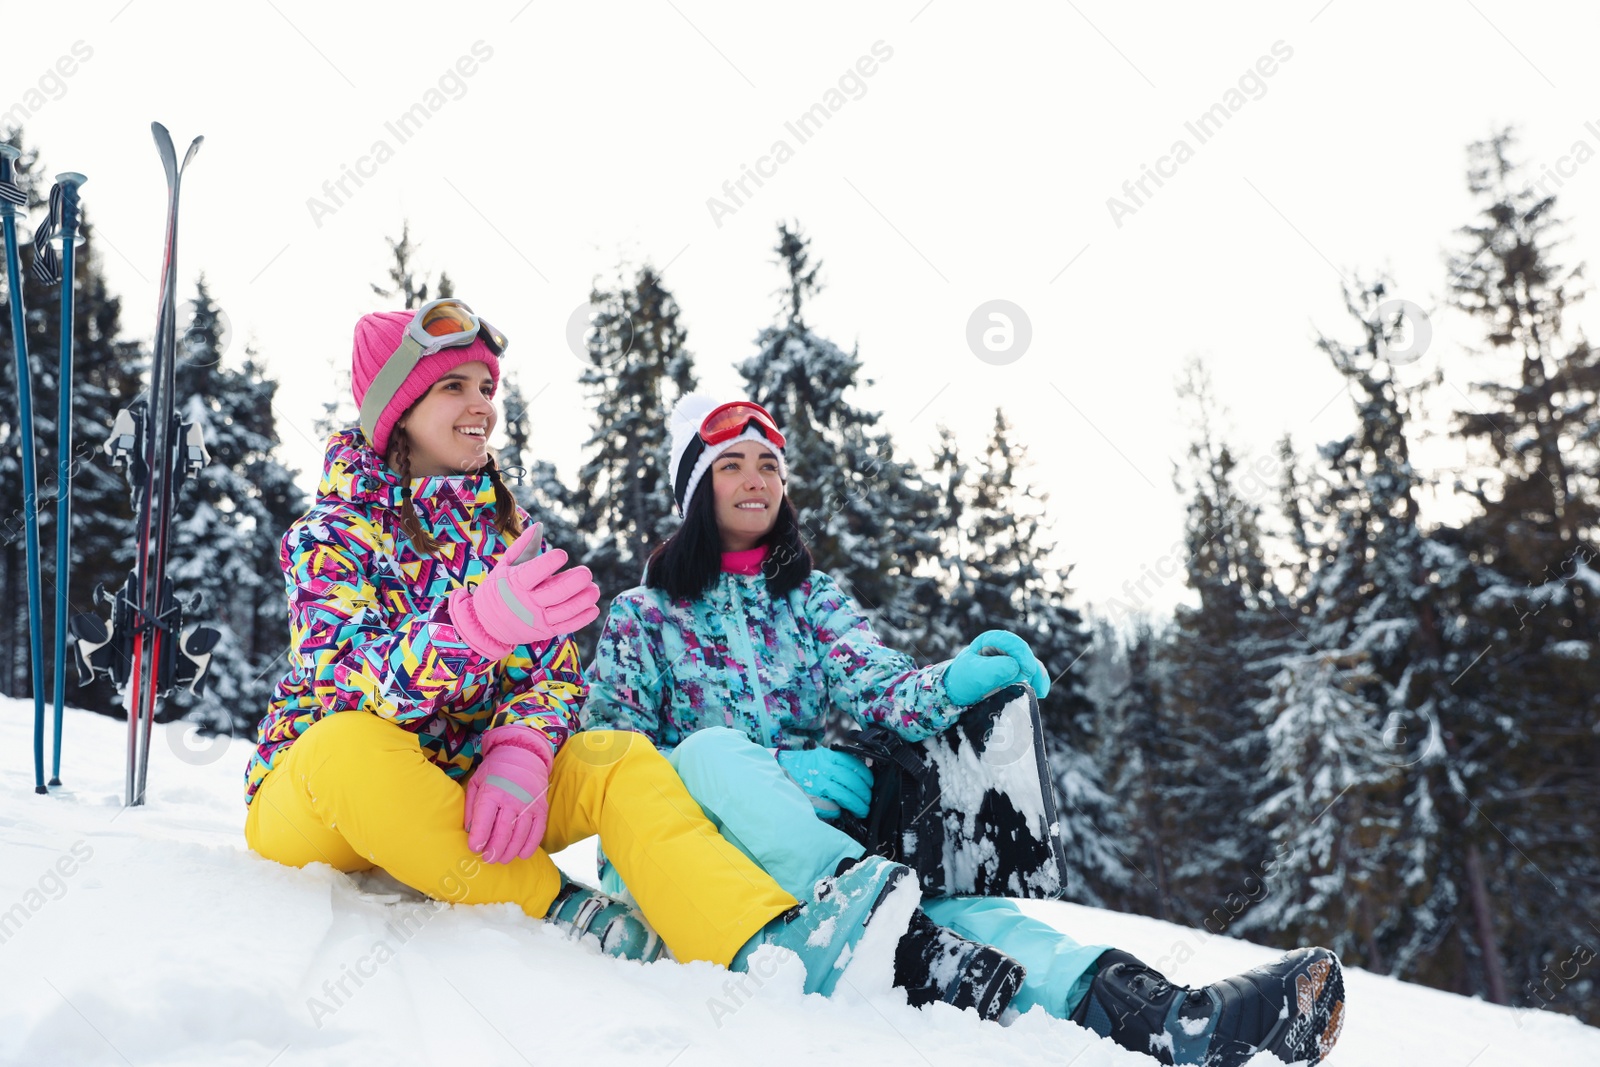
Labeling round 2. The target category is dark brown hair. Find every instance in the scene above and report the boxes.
[644,475,813,599]
[386,421,523,557]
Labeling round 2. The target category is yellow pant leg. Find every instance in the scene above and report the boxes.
[245,711,563,912]
[543,730,796,964]
[244,715,794,965]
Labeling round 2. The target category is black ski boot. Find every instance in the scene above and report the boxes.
[894,908,1026,1021]
[1070,946,1344,1066]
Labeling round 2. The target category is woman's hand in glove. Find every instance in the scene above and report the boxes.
[448,522,601,659]
[942,629,1051,706]
[465,726,553,864]
[775,748,874,820]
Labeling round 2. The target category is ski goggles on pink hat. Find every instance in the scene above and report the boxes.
[358,299,508,446]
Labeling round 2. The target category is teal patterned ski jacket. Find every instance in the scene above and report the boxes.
[581,567,959,752]
[244,430,586,804]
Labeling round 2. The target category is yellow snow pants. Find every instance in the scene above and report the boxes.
[244,711,796,965]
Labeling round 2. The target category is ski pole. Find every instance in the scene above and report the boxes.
[39,172,87,787]
[0,143,49,795]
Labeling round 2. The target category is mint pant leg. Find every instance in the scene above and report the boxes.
[667,727,865,897]
[921,896,1110,1019]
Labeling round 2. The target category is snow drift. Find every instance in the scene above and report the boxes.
[1,701,1594,1067]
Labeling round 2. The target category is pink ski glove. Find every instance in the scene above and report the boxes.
[465,725,554,864]
[448,522,602,660]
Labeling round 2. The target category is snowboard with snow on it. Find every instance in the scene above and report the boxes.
[831,683,1067,900]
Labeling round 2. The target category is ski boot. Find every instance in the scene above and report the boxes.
[544,877,664,962]
[732,855,921,997]
[895,907,1026,1021]
[1070,946,1345,1066]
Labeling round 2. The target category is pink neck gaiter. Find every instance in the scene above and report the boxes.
[722,545,770,576]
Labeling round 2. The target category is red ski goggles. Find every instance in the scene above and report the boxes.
[698,400,786,449]
[360,299,508,447]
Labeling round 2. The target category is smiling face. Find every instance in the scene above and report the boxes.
[392,360,497,477]
[710,442,784,551]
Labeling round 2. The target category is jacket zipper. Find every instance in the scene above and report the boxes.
[722,576,774,746]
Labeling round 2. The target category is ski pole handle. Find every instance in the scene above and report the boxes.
[55,172,87,242]
[0,145,25,216]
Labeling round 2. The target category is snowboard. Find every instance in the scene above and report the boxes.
[831,683,1068,900]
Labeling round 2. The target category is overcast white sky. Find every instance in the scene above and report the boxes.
[7,0,1599,619]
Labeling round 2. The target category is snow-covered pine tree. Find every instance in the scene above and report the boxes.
[1090,617,1178,920]
[317,221,457,438]
[1240,648,1401,968]
[569,263,697,655]
[164,278,305,735]
[1155,357,1287,928]
[497,373,584,565]
[931,408,1119,903]
[1443,128,1600,1019]
[737,222,941,663]
[914,426,973,660]
[0,130,144,709]
[1295,276,1512,1004]
[1273,432,1316,608]
[370,218,454,309]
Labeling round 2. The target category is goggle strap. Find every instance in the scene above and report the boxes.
[360,333,429,447]
[674,434,707,511]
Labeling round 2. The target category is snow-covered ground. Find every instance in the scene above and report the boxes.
[1,700,1594,1067]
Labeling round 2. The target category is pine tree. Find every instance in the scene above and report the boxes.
[1274,433,1315,607]
[1091,618,1178,919]
[318,221,458,438]
[568,263,697,656]
[1441,128,1600,1016]
[497,373,583,560]
[1291,275,1513,1004]
[933,409,1114,902]
[738,222,942,659]
[163,278,306,734]
[0,129,144,712]
[1242,648,1401,968]
[369,219,455,308]
[1155,357,1286,929]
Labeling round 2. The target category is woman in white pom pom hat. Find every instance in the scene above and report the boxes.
[582,394,1347,1065]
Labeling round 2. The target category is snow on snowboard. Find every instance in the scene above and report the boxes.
[833,683,1067,900]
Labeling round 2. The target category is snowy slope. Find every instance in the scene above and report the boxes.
[1,701,1594,1067]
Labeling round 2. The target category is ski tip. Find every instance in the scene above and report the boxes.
[152,123,177,174]
[0,143,19,162]
[56,172,88,189]
[182,136,204,170]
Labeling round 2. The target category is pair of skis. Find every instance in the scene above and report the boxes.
[0,145,87,793]
[65,123,219,807]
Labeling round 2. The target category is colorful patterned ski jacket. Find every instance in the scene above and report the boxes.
[580,567,958,752]
[244,430,586,804]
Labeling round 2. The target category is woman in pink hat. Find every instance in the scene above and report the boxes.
[241,301,926,994]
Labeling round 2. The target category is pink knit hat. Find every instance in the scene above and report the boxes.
[350,309,502,455]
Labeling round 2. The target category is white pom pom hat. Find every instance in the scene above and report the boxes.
[668,393,789,516]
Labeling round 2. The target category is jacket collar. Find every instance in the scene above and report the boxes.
[316,429,496,519]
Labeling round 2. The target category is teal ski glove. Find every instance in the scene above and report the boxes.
[776,748,874,820]
[943,629,1051,706]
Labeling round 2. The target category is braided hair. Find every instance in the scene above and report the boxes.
[386,422,523,557]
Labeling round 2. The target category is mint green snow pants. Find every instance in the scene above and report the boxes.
[656,726,1111,1017]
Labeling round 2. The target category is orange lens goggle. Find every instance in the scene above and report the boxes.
[408,298,507,356]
